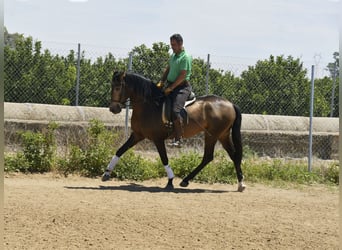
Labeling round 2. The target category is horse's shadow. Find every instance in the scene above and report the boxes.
[64,183,234,193]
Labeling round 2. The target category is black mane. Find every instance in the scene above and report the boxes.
[125,73,163,102]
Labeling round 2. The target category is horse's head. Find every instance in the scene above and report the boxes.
[109,71,127,114]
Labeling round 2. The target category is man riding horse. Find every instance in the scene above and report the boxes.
[102,34,245,191]
[157,34,192,148]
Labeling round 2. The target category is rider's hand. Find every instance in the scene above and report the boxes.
[164,87,173,96]
[156,81,164,89]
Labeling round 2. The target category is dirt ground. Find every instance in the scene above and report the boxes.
[4,173,339,250]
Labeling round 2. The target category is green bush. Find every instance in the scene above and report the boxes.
[241,158,339,185]
[5,153,30,172]
[57,119,119,177]
[58,145,86,176]
[5,122,58,173]
[111,150,161,181]
[170,151,202,178]
[316,162,339,184]
[5,119,339,187]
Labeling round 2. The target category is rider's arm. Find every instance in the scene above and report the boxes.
[167,70,187,90]
[161,66,170,82]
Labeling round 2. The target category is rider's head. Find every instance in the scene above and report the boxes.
[170,34,183,54]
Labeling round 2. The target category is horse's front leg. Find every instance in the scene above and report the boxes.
[154,140,174,190]
[102,132,144,181]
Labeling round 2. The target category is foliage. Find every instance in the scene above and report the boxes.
[130,42,170,82]
[5,122,58,173]
[111,150,162,181]
[4,29,339,116]
[57,119,119,177]
[245,159,339,186]
[4,36,77,105]
[164,150,339,186]
[5,119,338,186]
[238,55,310,115]
[314,76,339,117]
[4,31,126,107]
[169,151,202,178]
[243,159,320,184]
[5,153,30,173]
[318,162,339,184]
[196,151,237,184]
[77,52,127,107]
[326,52,339,78]
[59,119,162,180]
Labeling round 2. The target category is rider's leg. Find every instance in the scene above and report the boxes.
[172,115,183,147]
[169,85,191,147]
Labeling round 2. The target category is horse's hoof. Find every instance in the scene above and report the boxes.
[165,183,174,190]
[165,178,174,190]
[237,182,246,192]
[101,173,111,182]
[180,180,189,187]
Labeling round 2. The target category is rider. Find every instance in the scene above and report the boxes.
[158,34,192,147]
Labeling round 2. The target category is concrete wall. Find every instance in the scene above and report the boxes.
[4,102,339,159]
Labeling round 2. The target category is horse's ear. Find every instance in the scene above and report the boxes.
[112,70,118,78]
[120,71,126,81]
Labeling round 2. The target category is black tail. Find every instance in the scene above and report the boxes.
[232,104,243,164]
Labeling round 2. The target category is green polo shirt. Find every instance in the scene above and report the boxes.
[167,49,192,83]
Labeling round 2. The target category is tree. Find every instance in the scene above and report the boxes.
[326,52,339,78]
[237,55,310,115]
[4,28,127,107]
[4,27,338,116]
[190,58,208,96]
[317,52,340,117]
[314,77,337,116]
[78,52,127,107]
[4,34,76,104]
[130,42,170,83]
[4,26,23,48]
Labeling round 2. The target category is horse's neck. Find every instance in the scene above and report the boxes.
[130,96,162,117]
[126,74,163,110]
[131,98,160,109]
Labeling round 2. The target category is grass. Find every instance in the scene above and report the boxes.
[4,120,339,188]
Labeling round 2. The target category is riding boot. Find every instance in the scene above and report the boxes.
[171,118,183,148]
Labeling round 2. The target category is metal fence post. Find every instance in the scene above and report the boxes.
[308,65,315,172]
[205,54,210,95]
[330,62,337,117]
[125,53,133,139]
[75,43,81,106]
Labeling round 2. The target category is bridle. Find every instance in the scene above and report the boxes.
[111,72,127,105]
[111,71,165,107]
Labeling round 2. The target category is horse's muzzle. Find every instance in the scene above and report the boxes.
[109,102,122,114]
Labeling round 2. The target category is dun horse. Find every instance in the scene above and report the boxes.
[102,71,246,192]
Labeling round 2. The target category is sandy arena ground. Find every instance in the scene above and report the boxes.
[4,173,339,250]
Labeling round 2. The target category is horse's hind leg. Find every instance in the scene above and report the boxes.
[219,135,245,192]
[102,132,144,181]
[180,136,217,187]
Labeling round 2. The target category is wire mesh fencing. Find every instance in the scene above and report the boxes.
[4,41,339,160]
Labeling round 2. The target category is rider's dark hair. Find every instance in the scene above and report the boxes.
[170,34,183,44]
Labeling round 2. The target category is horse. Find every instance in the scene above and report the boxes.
[102,71,246,192]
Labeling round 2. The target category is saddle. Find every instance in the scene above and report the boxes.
[162,92,196,129]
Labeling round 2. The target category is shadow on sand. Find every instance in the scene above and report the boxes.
[64,182,235,194]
